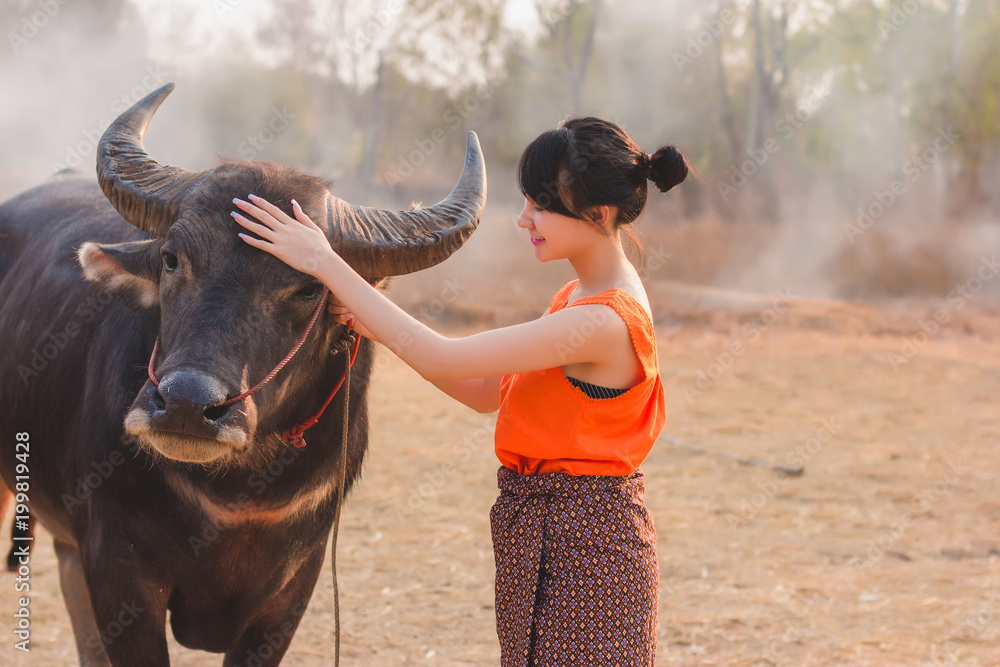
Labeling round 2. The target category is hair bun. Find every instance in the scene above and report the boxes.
[647,145,688,193]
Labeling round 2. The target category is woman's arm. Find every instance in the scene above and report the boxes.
[428,377,502,413]
[327,294,502,413]
[232,195,627,382]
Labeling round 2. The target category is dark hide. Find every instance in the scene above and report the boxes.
[0,173,378,665]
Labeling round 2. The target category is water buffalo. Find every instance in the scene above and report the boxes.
[0,83,486,665]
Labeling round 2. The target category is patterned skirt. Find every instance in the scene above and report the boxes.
[490,466,658,666]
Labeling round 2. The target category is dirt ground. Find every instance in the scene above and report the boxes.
[2,283,998,666]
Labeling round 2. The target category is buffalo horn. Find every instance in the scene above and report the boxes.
[326,131,487,276]
[96,83,207,238]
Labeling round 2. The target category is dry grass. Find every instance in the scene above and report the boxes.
[830,227,963,298]
[2,290,998,666]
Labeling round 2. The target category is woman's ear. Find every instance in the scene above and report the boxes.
[587,205,617,234]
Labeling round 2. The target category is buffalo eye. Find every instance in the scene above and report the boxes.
[161,251,178,272]
[296,283,322,300]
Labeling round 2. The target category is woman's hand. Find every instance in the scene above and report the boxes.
[234,194,379,341]
[327,293,378,341]
[232,194,334,278]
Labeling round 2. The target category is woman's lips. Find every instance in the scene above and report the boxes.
[530,235,544,246]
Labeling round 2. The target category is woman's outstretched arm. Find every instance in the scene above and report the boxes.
[325,295,501,413]
[324,296,501,412]
[232,195,627,385]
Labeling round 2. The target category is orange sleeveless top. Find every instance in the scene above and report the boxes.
[494,280,666,476]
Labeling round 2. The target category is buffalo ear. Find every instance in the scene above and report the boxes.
[78,239,161,310]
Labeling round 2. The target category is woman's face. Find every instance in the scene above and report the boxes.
[516,197,601,263]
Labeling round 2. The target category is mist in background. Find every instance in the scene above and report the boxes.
[2,0,999,319]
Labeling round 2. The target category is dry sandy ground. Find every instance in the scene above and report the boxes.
[1,285,998,666]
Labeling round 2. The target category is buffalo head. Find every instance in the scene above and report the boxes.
[77,83,486,466]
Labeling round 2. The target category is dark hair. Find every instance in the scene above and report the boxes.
[516,117,688,234]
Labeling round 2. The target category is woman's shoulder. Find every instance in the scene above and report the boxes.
[568,276,654,325]
[611,277,654,323]
[546,280,580,314]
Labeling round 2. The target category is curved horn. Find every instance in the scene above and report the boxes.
[97,82,208,237]
[327,131,487,276]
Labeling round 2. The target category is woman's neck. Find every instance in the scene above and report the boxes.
[568,234,634,297]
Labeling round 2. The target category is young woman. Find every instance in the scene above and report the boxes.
[233,117,688,665]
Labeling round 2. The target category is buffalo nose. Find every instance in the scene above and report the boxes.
[151,371,234,432]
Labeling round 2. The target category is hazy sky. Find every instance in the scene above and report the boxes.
[129,0,543,87]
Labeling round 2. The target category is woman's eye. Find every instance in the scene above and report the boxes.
[296,283,321,299]
[162,252,178,271]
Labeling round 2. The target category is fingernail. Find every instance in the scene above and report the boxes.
[238,233,245,239]
[230,211,238,218]
[291,199,299,207]
[248,193,258,201]
[232,198,241,204]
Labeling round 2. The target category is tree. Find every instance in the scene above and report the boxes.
[534,0,601,112]
[256,0,511,182]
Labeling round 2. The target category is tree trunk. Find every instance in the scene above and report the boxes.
[362,53,386,184]
[570,0,600,111]
[714,2,741,165]
[745,0,781,221]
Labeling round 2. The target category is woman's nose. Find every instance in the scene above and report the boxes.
[516,208,531,229]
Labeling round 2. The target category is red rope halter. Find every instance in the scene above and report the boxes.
[145,287,360,448]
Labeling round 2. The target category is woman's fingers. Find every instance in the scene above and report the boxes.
[324,295,357,329]
[330,310,355,327]
[236,195,323,237]
[246,194,293,224]
[231,211,276,239]
[237,231,268,249]
[291,199,321,231]
[328,303,353,318]
[232,195,289,232]
[327,293,353,312]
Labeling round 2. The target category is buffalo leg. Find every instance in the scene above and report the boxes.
[54,539,111,667]
[0,478,10,522]
[81,550,171,666]
[0,480,11,571]
[222,550,325,667]
[8,514,33,571]
[1,477,35,571]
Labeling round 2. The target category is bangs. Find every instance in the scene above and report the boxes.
[516,129,577,218]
